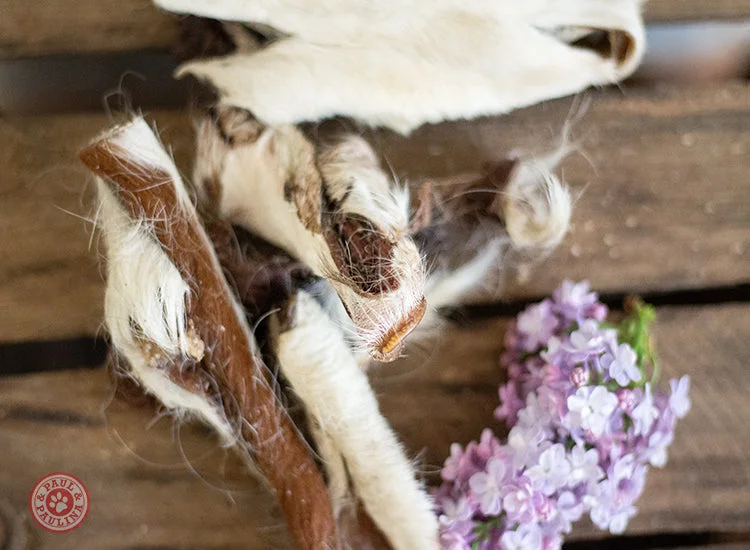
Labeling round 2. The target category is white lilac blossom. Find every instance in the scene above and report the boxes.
[669,376,691,418]
[435,281,690,549]
[566,386,618,436]
[602,344,642,386]
[470,458,509,515]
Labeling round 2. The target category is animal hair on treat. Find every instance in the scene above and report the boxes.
[194,106,426,362]
[266,138,573,366]
[274,291,439,550]
[97,181,236,442]
[155,0,644,133]
[81,117,340,549]
[409,142,572,345]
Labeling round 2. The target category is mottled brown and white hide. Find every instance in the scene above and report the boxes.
[194,107,426,363]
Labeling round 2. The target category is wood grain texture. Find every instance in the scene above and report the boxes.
[374,83,750,301]
[0,112,192,342]
[0,0,178,58]
[2,0,749,59]
[3,84,748,342]
[1,304,748,547]
[0,368,294,550]
[644,0,750,22]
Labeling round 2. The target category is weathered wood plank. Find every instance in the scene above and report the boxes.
[1,304,748,547]
[0,0,178,58]
[0,367,294,549]
[2,1,749,58]
[669,545,750,550]
[645,0,750,22]
[3,84,749,342]
[571,542,750,550]
[0,113,192,342]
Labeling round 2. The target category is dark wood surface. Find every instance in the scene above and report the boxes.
[644,0,750,22]
[0,0,178,58]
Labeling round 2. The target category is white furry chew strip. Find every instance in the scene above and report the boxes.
[81,117,339,549]
[157,0,644,132]
[194,111,427,362]
[275,291,439,550]
[97,181,236,442]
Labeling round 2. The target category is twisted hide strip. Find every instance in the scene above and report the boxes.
[273,292,439,550]
[80,118,339,550]
[194,107,427,362]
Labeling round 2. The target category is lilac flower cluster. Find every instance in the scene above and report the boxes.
[435,281,690,550]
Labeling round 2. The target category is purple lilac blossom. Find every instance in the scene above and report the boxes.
[435,281,690,549]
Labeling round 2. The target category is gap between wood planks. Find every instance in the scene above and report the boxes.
[1,22,749,115]
[2,283,750,377]
[564,531,750,549]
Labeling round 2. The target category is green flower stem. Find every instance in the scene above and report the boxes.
[472,516,503,549]
[619,297,660,384]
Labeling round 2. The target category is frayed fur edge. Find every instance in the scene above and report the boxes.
[97,181,236,443]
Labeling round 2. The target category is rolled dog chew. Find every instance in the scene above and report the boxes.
[273,291,439,550]
[80,117,339,550]
[194,107,427,362]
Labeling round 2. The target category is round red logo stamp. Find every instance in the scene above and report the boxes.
[29,473,89,532]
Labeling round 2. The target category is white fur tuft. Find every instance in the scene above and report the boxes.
[95,118,236,442]
[503,164,572,250]
[98,182,235,443]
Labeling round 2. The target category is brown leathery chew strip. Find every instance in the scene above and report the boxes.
[79,131,339,550]
[208,221,394,550]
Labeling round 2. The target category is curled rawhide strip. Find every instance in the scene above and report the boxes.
[80,117,339,550]
[194,107,426,362]
[273,291,439,550]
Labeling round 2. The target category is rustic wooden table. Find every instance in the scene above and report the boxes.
[1,1,749,548]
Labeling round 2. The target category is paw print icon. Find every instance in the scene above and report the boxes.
[49,492,70,514]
